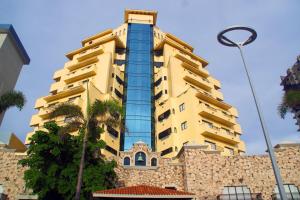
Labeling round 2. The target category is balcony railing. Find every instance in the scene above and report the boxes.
[201,122,239,145]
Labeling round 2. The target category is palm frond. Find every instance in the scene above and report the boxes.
[0,90,26,113]
[49,103,84,119]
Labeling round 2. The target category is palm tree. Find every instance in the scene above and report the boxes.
[0,90,26,114]
[278,90,300,118]
[49,99,122,200]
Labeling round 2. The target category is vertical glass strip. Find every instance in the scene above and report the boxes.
[122,23,154,151]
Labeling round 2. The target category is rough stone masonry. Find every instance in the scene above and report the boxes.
[1,142,300,199]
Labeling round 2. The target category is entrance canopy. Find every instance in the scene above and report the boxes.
[93,185,195,199]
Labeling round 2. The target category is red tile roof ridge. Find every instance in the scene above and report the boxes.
[94,184,194,196]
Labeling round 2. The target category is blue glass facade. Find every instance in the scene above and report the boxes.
[122,23,154,151]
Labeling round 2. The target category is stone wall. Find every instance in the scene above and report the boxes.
[116,143,300,200]
[0,145,27,200]
[180,144,300,199]
[1,142,300,200]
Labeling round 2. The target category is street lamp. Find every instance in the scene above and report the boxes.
[217,26,287,200]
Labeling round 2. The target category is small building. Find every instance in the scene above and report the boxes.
[0,24,30,126]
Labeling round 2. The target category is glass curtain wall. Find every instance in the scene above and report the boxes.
[122,23,154,151]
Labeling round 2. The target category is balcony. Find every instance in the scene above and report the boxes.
[34,98,45,109]
[39,98,83,119]
[53,69,65,80]
[67,57,99,71]
[200,123,239,145]
[196,91,232,110]
[77,48,103,62]
[30,114,41,127]
[183,69,212,91]
[181,62,209,78]
[175,53,199,68]
[199,103,236,127]
[64,65,96,84]
[44,85,85,102]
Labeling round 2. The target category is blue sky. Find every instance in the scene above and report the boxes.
[1,0,299,154]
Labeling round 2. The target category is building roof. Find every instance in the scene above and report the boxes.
[124,9,158,25]
[0,132,27,152]
[0,24,30,64]
[93,185,195,199]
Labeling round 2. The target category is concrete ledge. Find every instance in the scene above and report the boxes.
[274,143,300,148]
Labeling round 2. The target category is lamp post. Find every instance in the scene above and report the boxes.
[217,26,287,200]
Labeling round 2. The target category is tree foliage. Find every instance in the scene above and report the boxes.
[278,90,300,118]
[0,90,26,114]
[19,122,117,200]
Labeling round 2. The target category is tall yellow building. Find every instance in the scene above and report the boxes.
[26,9,245,158]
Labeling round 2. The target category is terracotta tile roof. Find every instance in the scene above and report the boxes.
[93,185,195,198]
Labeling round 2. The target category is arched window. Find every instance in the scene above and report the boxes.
[273,184,300,200]
[135,152,146,166]
[123,157,130,166]
[151,158,157,166]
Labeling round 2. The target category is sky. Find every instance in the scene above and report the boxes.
[0,0,299,155]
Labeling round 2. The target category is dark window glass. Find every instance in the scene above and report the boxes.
[135,152,146,166]
[151,158,157,166]
[161,147,173,156]
[105,145,117,156]
[114,59,126,66]
[123,157,130,166]
[114,89,123,99]
[116,75,123,85]
[154,77,162,87]
[107,126,119,138]
[158,128,172,140]
[155,91,163,100]
[154,62,164,67]
[158,110,171,122]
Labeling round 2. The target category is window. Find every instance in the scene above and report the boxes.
[164,76,167,80]
[107,126,119,138]
[154,91,163,100]
[158,128,172,140]
[173,127,177,133]
[219,186,252,200]
[112,73,115,78]
[105,145,118,156]
[151,158,157,166]
[123,157,130,166]
[135,152,146,166]
[154,77,162,87]
[205,140,216,150]
[179,103,185,112]
[225,147,234,155]
[165,90,168,94]
[273,184,300,200]
[158,110,171,122]
[172,109,175,114]
[161,147,173,156]
[181,121,187,130]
